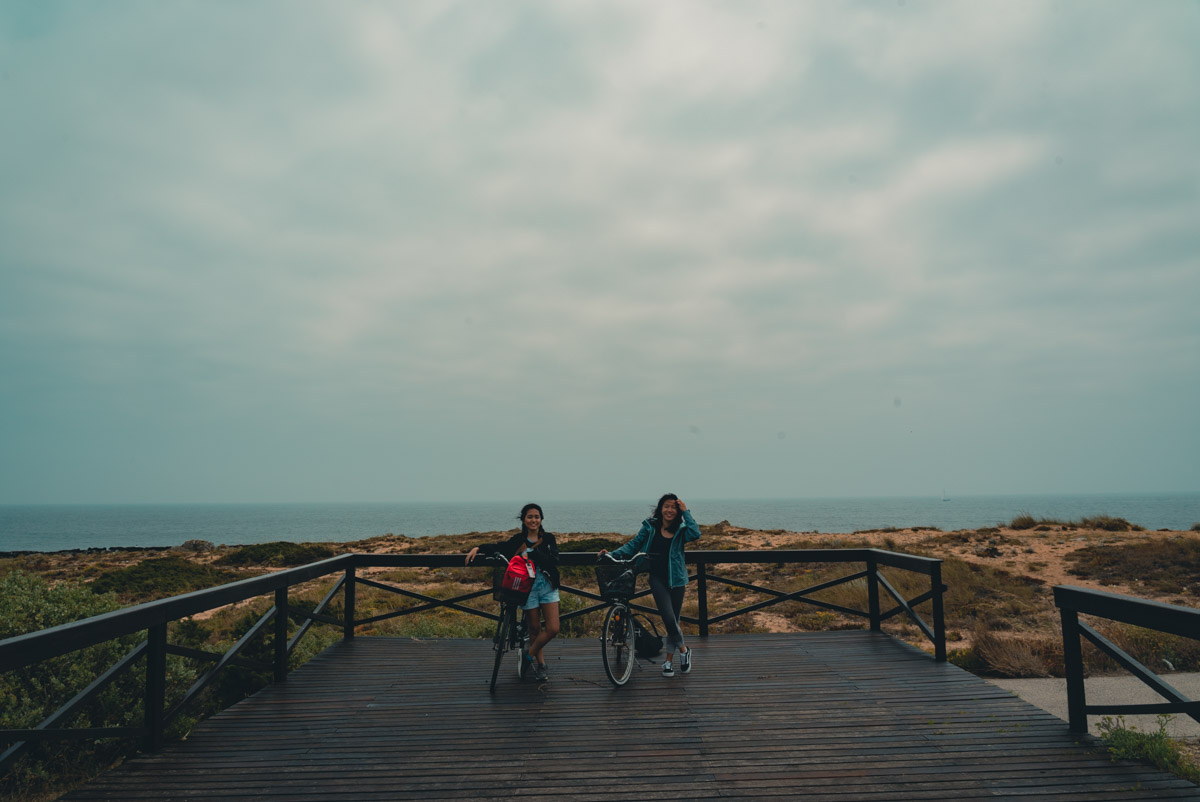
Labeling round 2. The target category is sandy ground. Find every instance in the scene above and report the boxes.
[8,521,1196,632]
[7,522,1195,603]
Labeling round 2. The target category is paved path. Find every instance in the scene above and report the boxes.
[988,673,1200,738]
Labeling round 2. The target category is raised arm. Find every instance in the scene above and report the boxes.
[679,503,701,543]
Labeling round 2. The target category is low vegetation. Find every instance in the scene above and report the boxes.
[1009,513,1140,532]
[1066,538,1200,595]
[1,567,340,800]
[218,541,335,567]
[89,556,242,601]
[1,572,143,800]
[1097,715,1200,785]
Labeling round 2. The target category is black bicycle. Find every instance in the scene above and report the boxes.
[595,553,648,686]
[480,552,532,693]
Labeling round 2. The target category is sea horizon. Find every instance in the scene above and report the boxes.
[2,492,1198,554]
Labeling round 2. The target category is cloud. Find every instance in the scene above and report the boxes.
[1,1,1198,502]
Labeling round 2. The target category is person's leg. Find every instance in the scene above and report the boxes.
[669,584,688,654]
[528,601,559,664]
[648,575,685,669]
[522,581,543,670]
[525,606,541,642]
[522,572,551,650]
[669,584,693,672]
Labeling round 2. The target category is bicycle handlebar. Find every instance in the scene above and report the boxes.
[597,552,648,565]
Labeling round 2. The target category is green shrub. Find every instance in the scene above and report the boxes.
[557,588,602,638]
[218,541,335,567]
[948,645,985,672]
[89,556,241,600]
[0,572,142,799]
[1,569,354,800]
[560,536,625,553]
[791,610,838,630]
[1080,515,1140,532]
[1098,715,1200,784]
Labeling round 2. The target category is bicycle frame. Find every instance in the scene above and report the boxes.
[480,552,532,693]
[596,553,647,687]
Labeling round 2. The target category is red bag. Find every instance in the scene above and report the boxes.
[501,554,536,596]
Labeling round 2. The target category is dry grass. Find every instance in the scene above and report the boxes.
[6,521,1200,680]
[1066,536,1200,595]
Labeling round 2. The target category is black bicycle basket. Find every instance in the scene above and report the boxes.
[595,562,636,601]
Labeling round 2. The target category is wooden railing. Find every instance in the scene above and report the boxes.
[0,548,945,768]
[1055,585,1200,733]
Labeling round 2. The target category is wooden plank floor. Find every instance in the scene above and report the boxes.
[63,631,1200,801]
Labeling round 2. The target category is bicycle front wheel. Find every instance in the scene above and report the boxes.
[601,604,634,686]
[515,611,530,681]
[490,604,512,693]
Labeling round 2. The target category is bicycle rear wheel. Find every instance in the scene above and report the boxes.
[490,604,512,693]
[601,603,634,686]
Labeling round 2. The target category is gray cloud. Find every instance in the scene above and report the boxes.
[1,1,1197,503]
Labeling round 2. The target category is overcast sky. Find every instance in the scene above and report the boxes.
[1,1,1197,505]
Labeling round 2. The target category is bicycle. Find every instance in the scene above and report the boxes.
[479,552,532,693]
[595,552,649,687]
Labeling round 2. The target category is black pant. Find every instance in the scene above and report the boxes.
[648,574,686,653]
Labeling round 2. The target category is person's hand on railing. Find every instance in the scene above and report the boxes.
[467,549,509,566]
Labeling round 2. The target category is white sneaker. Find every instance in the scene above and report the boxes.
[662,660,674,677]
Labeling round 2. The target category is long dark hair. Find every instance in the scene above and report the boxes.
[651,493,680,535]
[518,503,544,537]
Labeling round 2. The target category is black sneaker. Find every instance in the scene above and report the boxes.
[534,663,549,681]
[680,649,692,674]
[661,660,674,677]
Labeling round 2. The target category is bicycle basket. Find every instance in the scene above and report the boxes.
[595,562,636,601]
[492,564,531,605]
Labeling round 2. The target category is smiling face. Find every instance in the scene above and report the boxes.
[523,508,543,534]
[660,498,678,522]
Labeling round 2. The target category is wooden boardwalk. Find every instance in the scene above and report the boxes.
[63,631,1200,801]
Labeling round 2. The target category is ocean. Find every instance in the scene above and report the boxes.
[1,493,1198,553]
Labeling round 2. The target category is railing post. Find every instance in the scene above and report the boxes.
[145,622,167,752]
[697,562,709,638]
[866,554,881,631]
[931,562,946,662]
[274,587,288,682]
[343,566,356,641]
[1061,606,1088,733]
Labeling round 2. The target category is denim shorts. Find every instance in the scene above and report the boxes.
[522,570,560,610]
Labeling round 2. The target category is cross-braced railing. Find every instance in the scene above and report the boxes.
[1056,585,1200,733]
[1,548,945,770]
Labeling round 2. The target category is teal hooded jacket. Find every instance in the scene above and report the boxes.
[610,509,701,588]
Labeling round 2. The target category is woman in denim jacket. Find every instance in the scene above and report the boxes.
[600,493,701,677]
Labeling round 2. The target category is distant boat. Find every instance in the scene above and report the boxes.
[941,490,950,502]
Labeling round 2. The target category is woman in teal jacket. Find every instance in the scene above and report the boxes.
[600,493,701,677]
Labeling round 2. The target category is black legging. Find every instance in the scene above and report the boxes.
[648,574,686,653]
